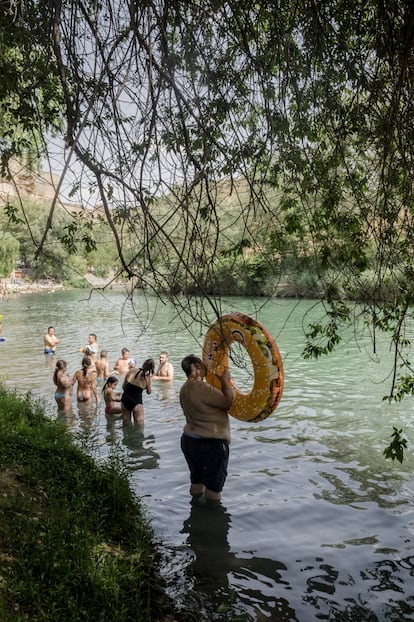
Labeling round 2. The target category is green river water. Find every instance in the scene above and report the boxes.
[0,289,413,621]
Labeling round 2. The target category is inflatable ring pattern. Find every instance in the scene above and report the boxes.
[202,312,284,422]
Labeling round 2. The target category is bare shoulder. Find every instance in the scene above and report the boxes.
[123,369,135,384]
[183,378,209,396]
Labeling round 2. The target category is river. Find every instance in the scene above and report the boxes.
[0,289,413,621]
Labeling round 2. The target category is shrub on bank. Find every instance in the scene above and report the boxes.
[0,386,181,622]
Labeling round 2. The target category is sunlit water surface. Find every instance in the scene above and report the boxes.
[1,290,413,621]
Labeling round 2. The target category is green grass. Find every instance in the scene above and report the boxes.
[0,385,181,622]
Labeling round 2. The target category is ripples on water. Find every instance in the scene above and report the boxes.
[1,290,414,621]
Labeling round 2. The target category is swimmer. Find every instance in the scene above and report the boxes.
[72,356,99,404]
[102,376,122,415]
[44,326,59,355]
[80,333,99,358]
[113,348,131,375]
[53,359,72,412]
[95,350,110,380]
[121,358,154,425]
[153,351,174,381]
[180,354,234,505]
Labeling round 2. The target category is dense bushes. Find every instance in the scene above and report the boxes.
[0,386,180,622]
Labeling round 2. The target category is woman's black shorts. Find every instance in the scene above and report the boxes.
[181,433,229,493]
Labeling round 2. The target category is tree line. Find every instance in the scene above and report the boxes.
[1,0,414,405]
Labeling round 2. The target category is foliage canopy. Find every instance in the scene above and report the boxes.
[1,0,414,400]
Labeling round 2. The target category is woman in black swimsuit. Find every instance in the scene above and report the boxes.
[121,358,154,425]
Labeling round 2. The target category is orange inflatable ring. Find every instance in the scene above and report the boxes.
[202,312,284,422]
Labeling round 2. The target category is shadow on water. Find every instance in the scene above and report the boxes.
[180,502,299,621]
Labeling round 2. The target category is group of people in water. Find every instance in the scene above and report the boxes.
[49,328,174,425]
[48,326,237,505]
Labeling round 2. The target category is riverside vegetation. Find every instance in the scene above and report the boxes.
[3,1,414,405]
[0,384,193,622]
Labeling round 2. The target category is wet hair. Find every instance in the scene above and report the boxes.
[100,350,108,358]
[121,347,129,355]
[102,375,118,392]
[181,354,203,377]
[140,358,155,378]
[81,356,91,376]
[53,359,66,384]
[89,333,97,340]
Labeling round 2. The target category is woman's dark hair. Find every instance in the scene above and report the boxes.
[53,359,67,385]
[140,358,155,377]
[181,354,204,377]
[81,356,91,376]
[102,375,118,392]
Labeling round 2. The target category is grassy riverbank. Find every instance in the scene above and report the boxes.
[0,385,187,622]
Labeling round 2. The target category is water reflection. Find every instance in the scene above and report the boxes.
[122,424,160,470]
[2,291,414,621]
[152,379,176,406]
[181,503,298,621]
[181,503,233,589]
[71,402,100,450]
[103,417,161,471]
[76,400,99,426]
[104,412,123,444]
[299,555,414,621]
[43,353,57,373]
[57,405,76,429]
[105,414,160,471]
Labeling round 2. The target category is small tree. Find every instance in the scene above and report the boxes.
[0,232,19,278]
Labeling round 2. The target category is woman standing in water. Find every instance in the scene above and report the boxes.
[53,360,72,412]
[121,358,154,425]
[95,350,110,380]
[72,356,99,405]
[102,376,122,415]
